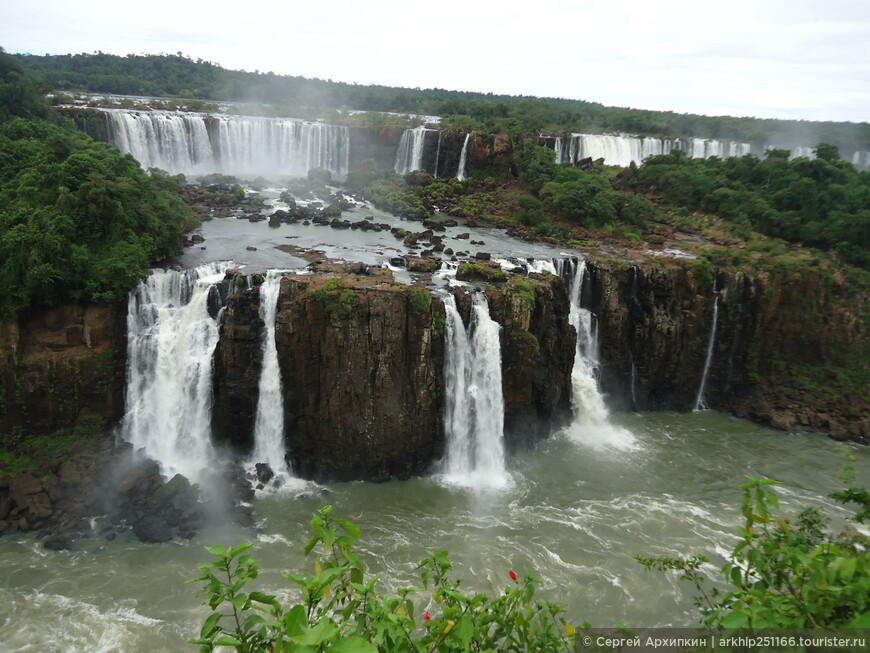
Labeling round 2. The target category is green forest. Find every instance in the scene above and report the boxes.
[0,49,195,315]
[14,52,870,149]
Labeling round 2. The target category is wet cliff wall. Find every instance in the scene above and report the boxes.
[0,303,127,444]
[213,269,575,481]
[583,257,869,444]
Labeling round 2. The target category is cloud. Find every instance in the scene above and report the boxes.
[1,0,867,122]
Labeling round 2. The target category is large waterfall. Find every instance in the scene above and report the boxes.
[250,272,295,485]
[106,110,350,178]
[441,293,508,488]
[559,259,635,449]
[394,126,430,175]
[120,263,229,482]
[554,133,752,167]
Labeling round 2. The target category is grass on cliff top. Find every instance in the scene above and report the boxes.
[0,410,108,479]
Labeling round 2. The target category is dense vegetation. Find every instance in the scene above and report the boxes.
[619,147,870,268]
[195,471,870,651]
[0,49,195,315]
[14,52,870,149]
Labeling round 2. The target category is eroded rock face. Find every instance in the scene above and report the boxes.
[485,276,575,451]
[276,276,446,482]
[0,303,126,440]
[583,258,869,444]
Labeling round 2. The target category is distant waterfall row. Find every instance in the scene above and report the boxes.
[552,133,752,167]
[548,133,870,169]
[105,110,350,178]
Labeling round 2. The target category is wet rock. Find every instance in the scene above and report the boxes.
[473,252,492,261]
[255,463,274,485]
[133,516,173,543]
[43,534,75,551]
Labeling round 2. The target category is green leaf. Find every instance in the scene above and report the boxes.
[199,612,221,638]
[455,614,474,648]
[293,618,340,646]
[848,611,870,627]
[283,604,307,637]
[331,636,379,653]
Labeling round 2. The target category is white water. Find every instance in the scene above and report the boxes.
[441,293,508,489]
[250,272,298,487]
[554,133,752,167]
[106,109,349,178]
[694,283,721,411]
[456,133,471,181]
[433,131,442,178]
[120,263,229,482]
[559,259,635,450]
[394,126,431,175]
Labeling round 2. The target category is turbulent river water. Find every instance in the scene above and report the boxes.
[1,412,867,652]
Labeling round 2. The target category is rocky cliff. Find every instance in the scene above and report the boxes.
[213,267,576,481]
[0,303,126,443]
[583,257,869,444]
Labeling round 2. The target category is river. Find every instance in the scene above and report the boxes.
[1,411,867,652]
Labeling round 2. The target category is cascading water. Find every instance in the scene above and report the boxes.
[394,126,430,175]
[558,258,635,449]
[456,133,471,181]
[551,133,752,167]
[106,110,349,177]
[433,131,442,178]
[120,262,229,482]
[249,272,298,487]
[694,277,720,411]
[441,293,508,488]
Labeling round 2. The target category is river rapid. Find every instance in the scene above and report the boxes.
[1,412,867,652]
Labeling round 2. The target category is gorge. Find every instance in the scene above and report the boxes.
[1,86,868,648]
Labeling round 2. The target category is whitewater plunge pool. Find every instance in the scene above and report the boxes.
[1,411,867,651]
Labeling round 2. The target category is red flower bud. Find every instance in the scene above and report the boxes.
[424,611,431,621]
[509,570,518,581]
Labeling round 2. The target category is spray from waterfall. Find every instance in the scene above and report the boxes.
[441,293,508,489]
[694,276,720,411]
[120,262,229,482]
[558,259,635,450]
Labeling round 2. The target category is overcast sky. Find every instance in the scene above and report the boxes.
[2,0,868,123]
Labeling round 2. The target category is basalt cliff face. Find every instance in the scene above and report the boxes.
[583,257,868,444]
[1,256,866,495]
[0,303,126,441]
[213,269,575,481]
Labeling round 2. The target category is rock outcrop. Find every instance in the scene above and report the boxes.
[0,303,126,441]
[583,257,869,444]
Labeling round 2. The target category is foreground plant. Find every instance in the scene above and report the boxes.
[191,506,575,652]
[638,471,870,629]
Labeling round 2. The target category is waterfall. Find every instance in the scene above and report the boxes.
[394,126,431,175]
[433,131,442,178]
[558,259,635,449]
[456,133,471,181]
[694,278,720,411]
[551,133,752,167]
[120,262,229,482]
[442,293,508,488]
[250,272,296,486]
[105,109,349,178]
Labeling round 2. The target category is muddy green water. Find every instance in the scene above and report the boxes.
[1,412,867,652]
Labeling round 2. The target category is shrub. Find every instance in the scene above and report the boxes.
[192,506,575,652]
